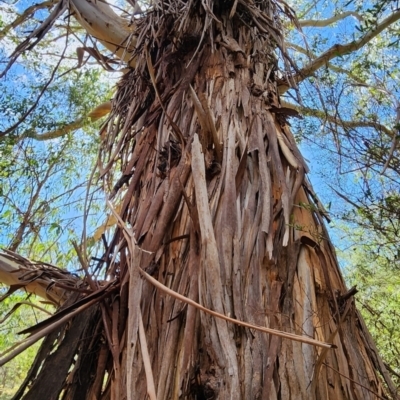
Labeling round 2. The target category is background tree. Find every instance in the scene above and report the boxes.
[0,0,399,399]
[0,292,50,399]
[341,228,400,389]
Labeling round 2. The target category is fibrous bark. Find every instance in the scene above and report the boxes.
[3,0,398,399]
[92,1,395,399]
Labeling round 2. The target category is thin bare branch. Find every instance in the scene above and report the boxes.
[0,301,52,324]
[0,0,54,41]
[322,363,388,400]
[297,11,362,27]
[281,100,394,137]
[17,101,111,142]
[13,301,53,315]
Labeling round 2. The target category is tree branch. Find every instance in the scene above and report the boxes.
[0,251,73,305]
[0,1,55,41]
[69,0,137,66]
[298,11,363,27]
[281,100,394,137]
[18,101,111,142]
[282,11,400,89]
[286,42,366,84]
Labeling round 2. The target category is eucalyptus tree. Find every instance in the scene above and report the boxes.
[0,0,399,399]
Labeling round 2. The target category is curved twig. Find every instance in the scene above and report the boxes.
[139,268,335,349]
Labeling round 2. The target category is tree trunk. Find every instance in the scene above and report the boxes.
[5,0,398,399]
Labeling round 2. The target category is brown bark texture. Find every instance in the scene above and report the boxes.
[9,0,398,399]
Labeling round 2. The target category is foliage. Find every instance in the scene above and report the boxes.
[0,2,115,264]
[0,291,51,399]
[340,229,400,386]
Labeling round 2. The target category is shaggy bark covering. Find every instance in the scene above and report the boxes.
[7,0,397,399]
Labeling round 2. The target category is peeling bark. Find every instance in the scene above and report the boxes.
[0,251,71,305]
[2,0,398,399]
[92,3,395,398]
[69,0,137,66]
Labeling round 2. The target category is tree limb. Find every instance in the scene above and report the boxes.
[286,42,366,84]
[18,101,111,142]
[0,251,73,305]
[281,11,400,90]
[297,11,363,27]
[0,0,55,41]
[281,100,394,137]
[69,0,137,66]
